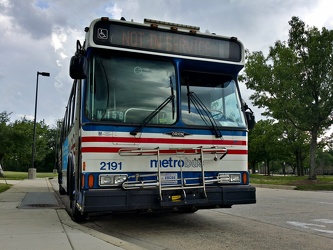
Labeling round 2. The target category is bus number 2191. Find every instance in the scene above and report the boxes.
[100,161,122,171]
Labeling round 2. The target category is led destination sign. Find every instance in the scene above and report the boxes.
[93,21,242,62]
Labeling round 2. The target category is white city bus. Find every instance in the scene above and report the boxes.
[58,17,256,221]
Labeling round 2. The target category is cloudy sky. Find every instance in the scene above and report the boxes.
[1,0,333,126]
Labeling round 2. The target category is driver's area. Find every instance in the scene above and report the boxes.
[180,71,246,128]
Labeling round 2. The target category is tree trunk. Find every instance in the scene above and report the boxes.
[308,129,318,180]
[296,151,301,176]
[300,156,304,176]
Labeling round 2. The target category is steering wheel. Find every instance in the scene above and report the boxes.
[211,109,237,123]
[210,109,225,120]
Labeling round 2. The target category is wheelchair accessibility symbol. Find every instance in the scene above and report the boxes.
[97,28,108,39]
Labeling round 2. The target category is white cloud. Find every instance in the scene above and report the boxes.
[0,0,333,126]
[303,0,333,29]
[59,52,67,59]
[105,3,123,19]
[51,26,67,51]
[0,0,12,9]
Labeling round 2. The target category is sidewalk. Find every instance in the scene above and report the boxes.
[0,178,143,250]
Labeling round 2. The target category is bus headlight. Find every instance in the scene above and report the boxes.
[230,174,240,183]
[114,175,127,184]
[218,173,241,183]
[99,174,127,186]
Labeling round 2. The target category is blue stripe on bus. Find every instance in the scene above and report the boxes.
[82,171,249,189]
[81,124,247,137]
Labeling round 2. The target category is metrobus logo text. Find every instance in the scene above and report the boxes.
[150,157,201,168]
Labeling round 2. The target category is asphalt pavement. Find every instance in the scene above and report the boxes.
[0,175,295,250]
[0,177,144,250]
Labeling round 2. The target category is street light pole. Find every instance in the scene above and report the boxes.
[29,71,50,179]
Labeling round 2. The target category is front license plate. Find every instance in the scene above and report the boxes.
[160,173,178,184]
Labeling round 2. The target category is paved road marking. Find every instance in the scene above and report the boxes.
[287,220,333,234]
[318,202,333,205]
[313,219,333,224]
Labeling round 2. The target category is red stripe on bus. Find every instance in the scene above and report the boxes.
[81,147,247,155]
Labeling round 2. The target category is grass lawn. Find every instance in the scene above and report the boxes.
[250,174,333,191]
[0,184,12,193]
[0,171,57,194]
[1,171,57,180]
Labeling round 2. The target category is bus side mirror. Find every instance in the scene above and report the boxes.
[245,111,255,130]
[69,55,87,79]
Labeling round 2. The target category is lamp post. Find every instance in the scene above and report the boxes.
[29,71,50,179]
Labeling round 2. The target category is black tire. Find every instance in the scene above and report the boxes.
[58,171,67,195]
[67,160,74,202]
[68,161,86,222]
[71,199,86,222]
[59,185,67,195]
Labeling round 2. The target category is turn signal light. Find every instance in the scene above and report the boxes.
[88,174,94,188]
[242,172,248,184]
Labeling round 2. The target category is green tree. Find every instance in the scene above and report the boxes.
[280,122,310,176]
[316,150,333,175]
[248,120,283,175]
[242,16,333,180]
[320,133,333,156]
[6,117,54,171]
[40,126,58,171]
[0,111,58,172]
[248,121,267,173]
[10,117,34,170]
[0,111,13,167]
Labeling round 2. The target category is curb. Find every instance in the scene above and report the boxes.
[48,178,145,250]
[251,184,296,190]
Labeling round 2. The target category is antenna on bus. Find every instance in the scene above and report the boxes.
[144,18,200,32]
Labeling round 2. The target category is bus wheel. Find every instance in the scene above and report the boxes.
[71,199,86,222]
[59,185,66,195]
[58,172,66,195]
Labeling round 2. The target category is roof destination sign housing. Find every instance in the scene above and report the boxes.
[93,20,242,62]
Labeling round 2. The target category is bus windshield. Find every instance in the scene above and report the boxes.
[181,71,246,128]
[85,52,177,125]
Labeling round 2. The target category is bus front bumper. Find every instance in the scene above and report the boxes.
[79,185,256,213]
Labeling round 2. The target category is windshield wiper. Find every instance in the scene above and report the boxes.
[186,79,222,138]
[130,77,175,136]
[130,96,174,135]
